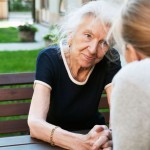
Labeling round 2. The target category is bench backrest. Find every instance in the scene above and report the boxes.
[99,96,110,125]
[0,72,109,136]
[0,72,35,136]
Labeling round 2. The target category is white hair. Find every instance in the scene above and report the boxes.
[106,5,125,54]
[59,0,120,42]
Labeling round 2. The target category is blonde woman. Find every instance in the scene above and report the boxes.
[110,0,150,149]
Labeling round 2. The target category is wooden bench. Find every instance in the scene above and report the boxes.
[0,72,109,137]
[0,72,35,137]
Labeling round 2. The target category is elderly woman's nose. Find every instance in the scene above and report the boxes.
[88,41,98,54]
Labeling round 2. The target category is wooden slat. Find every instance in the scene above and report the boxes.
[0,87,33,101]
[99,97,109,109]
[0,72,34,135]
[0,135,41,147]
[0,143,63,150]
[0,133,62,149]
[0,103,30,117]
[0,72,35,86]
[0,120,29,134]
[101,112,110,124]
[0,131,89,147]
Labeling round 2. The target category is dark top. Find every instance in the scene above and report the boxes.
[35,45,121,130]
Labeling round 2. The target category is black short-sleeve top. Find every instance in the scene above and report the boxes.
[35,44,121,130]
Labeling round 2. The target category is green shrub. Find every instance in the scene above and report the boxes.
[9,0,32,12]
[43,24,59,45]
[18,24,38,33]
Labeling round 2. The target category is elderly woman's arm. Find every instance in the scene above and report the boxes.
[28,84,110,150]
[105,84,112,131]
[105,83,112,107]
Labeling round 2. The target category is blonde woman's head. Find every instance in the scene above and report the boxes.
[111,0,150,58]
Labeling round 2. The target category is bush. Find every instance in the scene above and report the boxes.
[43,25,59,45]
[9,0,32,12]
[18,24,38,42]
[18,24,38,33]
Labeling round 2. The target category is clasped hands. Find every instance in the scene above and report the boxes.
[82,125,112,150]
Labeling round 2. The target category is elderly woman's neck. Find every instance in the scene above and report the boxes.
[65,52,92,82]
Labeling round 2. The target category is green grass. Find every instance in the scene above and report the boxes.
[0,49,42,73]
[0,27,20,43]
[0,49,43,137]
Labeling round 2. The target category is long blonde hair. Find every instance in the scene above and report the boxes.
[111,0,150,56]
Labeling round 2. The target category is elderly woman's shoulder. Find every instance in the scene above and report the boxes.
[103,48,121,68]
[38,45,60,57]
[36,45,61,62]
[41,45,60,54]
[105,48,120,61]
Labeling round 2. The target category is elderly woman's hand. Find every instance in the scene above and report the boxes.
[101,129,112,150]
[101,139,113,150]
[91,127,112,150]
[93,129,112,150]
[75,125,111,150]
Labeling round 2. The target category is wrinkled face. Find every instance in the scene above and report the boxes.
[69,16,110,68]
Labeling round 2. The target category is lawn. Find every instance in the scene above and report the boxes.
[0,49,43,137]
[0,49,42,73]
[0,27,20,43]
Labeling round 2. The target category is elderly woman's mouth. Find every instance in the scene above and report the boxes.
[82,54,96,62]
[83,54,96,60]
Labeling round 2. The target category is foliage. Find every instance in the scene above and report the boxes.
[18,24,38,33]
[0,27,19,43]
[9,0,32,12]
[43,24,59,45]
[0,49,42,73]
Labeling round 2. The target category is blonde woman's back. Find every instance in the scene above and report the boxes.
[111,58,150,150]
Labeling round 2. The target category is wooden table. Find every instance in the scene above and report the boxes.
[0,130,88,150]
[0,135,63,150]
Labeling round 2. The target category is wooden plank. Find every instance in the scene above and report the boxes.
[0,135,42,147]
[0,131,89,148]
[99,97,109,109]
[0,72,34,135]
[0,120,29,134]
[0,103,30,117]
[101,112,110,124]
[0,143,63,150]
[0,142,64,150]
[0,87,33,101]
[0,72,35,86]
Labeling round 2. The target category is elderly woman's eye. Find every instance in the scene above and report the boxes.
[85,34,92,38]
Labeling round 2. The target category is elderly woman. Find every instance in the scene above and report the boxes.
[110,0,150,150]
[28,1,121,149]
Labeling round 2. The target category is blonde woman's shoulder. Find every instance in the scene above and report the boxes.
[113,58,150,83]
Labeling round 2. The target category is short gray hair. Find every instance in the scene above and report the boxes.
[59,0,120,41]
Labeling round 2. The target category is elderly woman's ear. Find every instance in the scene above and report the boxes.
[67,35,73,47]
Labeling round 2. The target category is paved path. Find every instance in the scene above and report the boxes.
[0,24,49,51]
[0,12,49,51]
